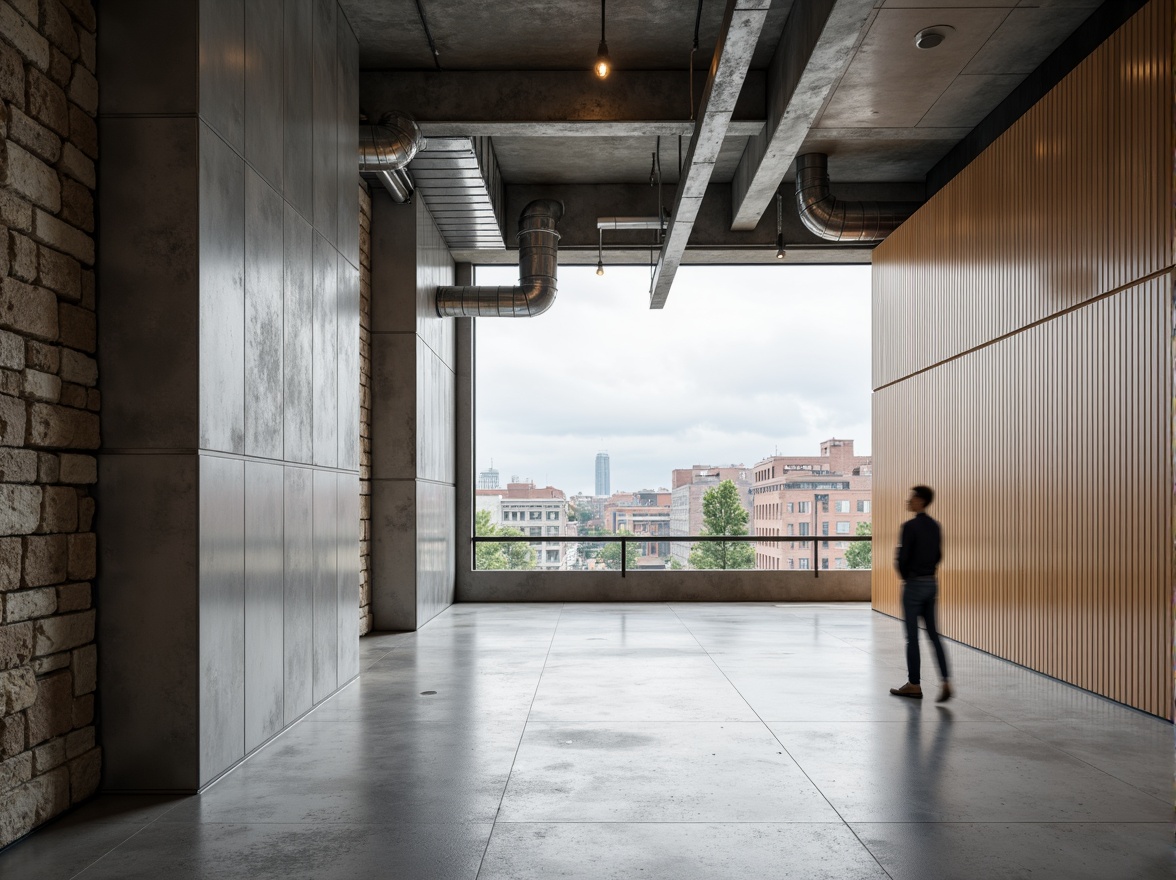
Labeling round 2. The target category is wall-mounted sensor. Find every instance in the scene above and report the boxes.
[915,27,952,49]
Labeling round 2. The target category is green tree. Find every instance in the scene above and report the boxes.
[688,480,755,570]
[597,529,640,570]
[845,521,872,569]
[475,509,535,570]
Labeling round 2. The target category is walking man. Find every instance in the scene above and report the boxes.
[890,485,952,702]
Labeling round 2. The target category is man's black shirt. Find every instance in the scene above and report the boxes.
[896,512,942,580]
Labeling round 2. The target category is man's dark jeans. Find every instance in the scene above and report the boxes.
[903,576,949,685]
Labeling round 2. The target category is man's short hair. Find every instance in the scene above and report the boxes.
[912,485,935,506]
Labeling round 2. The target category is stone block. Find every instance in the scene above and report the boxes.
[22,368,60,402]
[0,764,68,846]
[22,534,65,586]
[0,42,23,104]
[37,246,78,300]
[58,178,92,234]
[58,382,83,408]
[64,726,91,758]
[75,26,93,74]
[39,0,78,58]
[56,142,92,188]
[31,209,92,264]
[37,485,76,533]
[57,305,93,353]
[8,106,61,164]
[0,713,24,758]
[67,746,97,802]
[0,752,32,791]
[25,340,58,372]
[31,737,65,774]
[5,587,54,622]
[33,610,90,657]
[3,141,60,212]
[8,230,37,281]
[0,485,42,535]
[54,581,87,612]
[0,190,32,233]
[36,451,56,482]
[28,402,99,448]
[58,453,93,484]
[0,448,37,482]
[57,348,94,386]
[66,64,95,115]
[58,0,94,32]
[0,276,58,341]
[0,622,33,669]
[0,537,20,590]
[8,0,34,21]
[27,68,67,136]
[75,496,91,531]
[0,394,25,448]
[2,369,25,399]
[25,669,70,745]
[47,45,69,88]
[0,2,50,70]
[31,650,66,674]
[0,331,23,371]
[70,692,90,726]
[65,532,92,579]
[69,642,92,694]
[84,388,97,411]
[0,665,35,713]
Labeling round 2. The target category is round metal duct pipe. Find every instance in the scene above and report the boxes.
[360,112,425,203]
[795,153,920,242]
[436,200,564,318]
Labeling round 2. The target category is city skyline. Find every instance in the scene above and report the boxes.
[476,263,872,494]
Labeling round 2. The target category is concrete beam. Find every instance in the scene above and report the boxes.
[417,120,766,138]
[359,70,765,127]
[729,0,875,230]
[649,0,772,309]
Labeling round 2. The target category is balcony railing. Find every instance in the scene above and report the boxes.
[471,534,872,577]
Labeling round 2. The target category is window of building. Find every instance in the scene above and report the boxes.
[545,549,560,562]
[836,521,850,534]
[798,501,810,513]
[546,510,559,520]
[786,523,794,536]
[798,558,810,570]
[821,558,829,570]
[857,500,871,513]
[546,526,559,535]
[530,527,542,536]
[529,511,542,520]
[798,522,809,536]
[787,558,794,569]
[786,502,794,513]
[835,557,847,569]
[821,521,829,535]
[835,500,850,513]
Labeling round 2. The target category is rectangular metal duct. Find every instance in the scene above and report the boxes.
[409,136,506,250]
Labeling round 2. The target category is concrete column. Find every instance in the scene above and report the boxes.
[369,195,457,630]
[96,0,361,791]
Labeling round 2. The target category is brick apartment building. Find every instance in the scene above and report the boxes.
[668,465,753,569]
[601,490,672,567]
[751,439,872,571]
[475,480,570,570]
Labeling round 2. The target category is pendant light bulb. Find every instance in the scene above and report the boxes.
[776,233,786,260]
[594,40,611,78]
[596,258,605,276]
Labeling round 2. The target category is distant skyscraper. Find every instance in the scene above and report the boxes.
[595,452,610,497]
[477,466,500,490]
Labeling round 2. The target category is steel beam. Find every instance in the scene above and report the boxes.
[648,0,772,309]
[729,0,875,230]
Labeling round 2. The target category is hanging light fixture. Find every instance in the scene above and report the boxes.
[594,0,611,78]
[775,192,786,260]
[596,228,605,275]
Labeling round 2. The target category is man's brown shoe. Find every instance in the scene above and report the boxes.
[889,682,923,699]
[937,681,953,703]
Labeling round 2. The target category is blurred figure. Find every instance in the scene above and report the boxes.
[889,485,952,702]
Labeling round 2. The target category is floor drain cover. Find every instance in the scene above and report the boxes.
[420,690,437,695]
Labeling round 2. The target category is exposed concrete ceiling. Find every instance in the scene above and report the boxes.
[350,0,1106,301]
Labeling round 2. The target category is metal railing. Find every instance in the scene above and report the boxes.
[471,534,872,577]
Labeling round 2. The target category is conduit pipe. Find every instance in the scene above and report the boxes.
[596,216,665,232]
[795,153,920,242]
[436,199,564,317]
[359,112,425,203]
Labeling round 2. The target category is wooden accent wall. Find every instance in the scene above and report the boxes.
[871,0,1173,719]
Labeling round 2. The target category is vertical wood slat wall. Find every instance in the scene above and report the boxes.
[871,0,1173,719]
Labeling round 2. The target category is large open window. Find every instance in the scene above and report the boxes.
[473,263,873,572]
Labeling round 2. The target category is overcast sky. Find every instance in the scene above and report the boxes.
[474,262,872,496]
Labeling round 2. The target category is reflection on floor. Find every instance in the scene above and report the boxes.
[2,603,1171,879]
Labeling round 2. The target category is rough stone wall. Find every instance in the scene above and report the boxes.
[358,183,372,635]
[0,0,102,848]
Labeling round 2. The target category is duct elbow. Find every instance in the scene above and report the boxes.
[795,153,920,243]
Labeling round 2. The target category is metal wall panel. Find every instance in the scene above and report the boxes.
[283,465,314,723]
[245,461,285,752]
[312,0,338,245]
[338,259,360,470]
[871,0,1173,719]
[313,232,339,467]
[198,122,246,454]
[198,0,245,153]
[336,473,361,682]
[416,340,455,485]
[283,204,314,463]
[416,481,455,628]
[283,0,314,218]
[245,168,285,459]
[415,200,456,370]
[244,0,284,189]
[336,16,360,270]
[312,468,340,701]
[198,455,246,784]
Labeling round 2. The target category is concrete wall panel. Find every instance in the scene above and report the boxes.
[198,455,246,784]
[283,465,315,722]
[283,205,314,463]
[199,0,245,152]
[415,201,455,369]
[312,233,339,467]
[416,481,455,628]
[370,332,416,479]
[283,0,314,217]
[336,18,360,269]
[245,461,285,753]
[312,468,339,701]
[370,479,417,630]
[369,193,417,333]
[98,0,199,116]
[338,259,360,470]
[245,0,284,189]
[336,473,361,682]
[198,123,246,454]
[312,0,339,245]
[416,341,455,484]
[245,169,285,459]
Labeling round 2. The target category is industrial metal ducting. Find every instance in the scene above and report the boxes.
[359,112,425,202]
[795,153,920,242]
[436,200,564,317]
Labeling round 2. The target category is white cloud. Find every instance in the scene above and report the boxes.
[474,263,871,494]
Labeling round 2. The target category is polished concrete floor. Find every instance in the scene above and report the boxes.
[3,603,1171,879]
